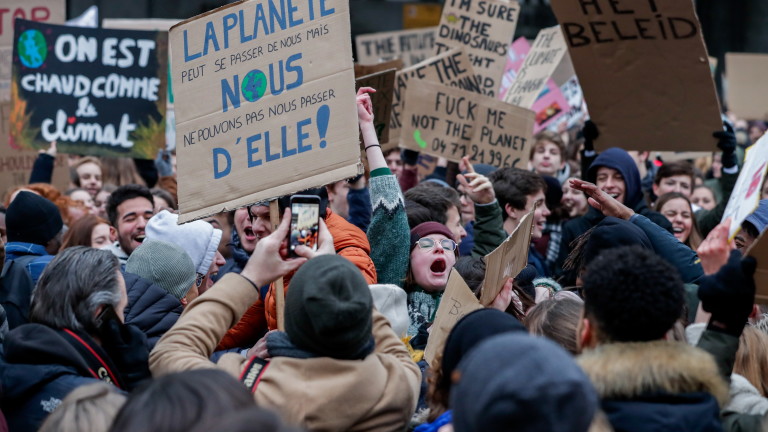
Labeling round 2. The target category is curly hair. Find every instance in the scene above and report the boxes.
[582,245,684,342]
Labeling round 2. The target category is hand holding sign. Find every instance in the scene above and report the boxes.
[697,219,734,276]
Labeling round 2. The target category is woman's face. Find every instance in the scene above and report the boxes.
[660,198,693,244]
[410,234,457,292]
[91,223,114,249]
[561,181,588,218]
[691,187,716,211]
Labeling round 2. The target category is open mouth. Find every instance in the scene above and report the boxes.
[673,227,684,234]
[430,258,447,274]
[244,227,256,240]
[135,234,145,243]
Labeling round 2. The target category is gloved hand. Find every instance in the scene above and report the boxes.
[713,123,737,169]
[582,120,599,152]
[698,250,756,337]
[401,149,419,166]
[100,320,151,390]
[154,149,174,177]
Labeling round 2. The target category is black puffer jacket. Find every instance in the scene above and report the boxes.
[123,272,182,350]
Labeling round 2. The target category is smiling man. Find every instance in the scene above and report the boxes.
[105,185,155,265]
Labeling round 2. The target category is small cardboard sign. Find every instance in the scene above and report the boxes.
[434,0,520,97]
[169,0,362,223]
[388,48,481,151]
[722,132,768,239]
[725,53,768,121]
[498,37,530,98]
[480,210,533,305]
[747,230,768,303]
[355,69,396,144]
[11,20,168,159]
[355,27,436,68]
[503,26,567,110]
[424,269,483,365]
[550,0,722,152]
[354,59,404,78]
[403,4,443,29]
[400,80,534,168]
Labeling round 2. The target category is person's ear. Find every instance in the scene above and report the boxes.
[652,182,660,197]
[109,226,117,242]
[504,203,521,222]
[578,318,596,352]
[180,297,188,306]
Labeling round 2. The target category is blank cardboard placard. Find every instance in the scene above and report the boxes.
[747,231,768,303]
[424,269,483,365]
[170,0,362,223]
[503,26,567,110]
[387,48,481,151]
[354,59,404,78]
[400,80,534,168]
[549,0,721,152]
[102,19,180,31]
[435,0,520,97]
[480,210,534,306]
[355,27,436,68]
[726,53,768,121]
[355,69,396,144]
[722,132,768,239]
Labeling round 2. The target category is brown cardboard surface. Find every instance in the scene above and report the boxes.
[102,19,180,31]
[722,132,768,239]
[355,27,436,68]
[480,210,533,305]
[170,0,362,222]
[503,26,567,109]
[726,53,768,121]
[354,59,404,78]
[434,0,520,97]
[550,0,722,152]
[400,80,534,168]
[387,48,480,152]
[355,69,396,144]
[424,269,483,365]
[403,4,443,29]
[747,230,768,303]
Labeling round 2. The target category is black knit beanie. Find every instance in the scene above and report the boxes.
[285,255,373,359]
[6,191,64,245]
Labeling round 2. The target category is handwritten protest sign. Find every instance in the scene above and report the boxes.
[170,0,362,223]
[400,80,534,168]
[722,132,768,239]
[503,26,567,109]
[10,20,167,159]
[498,37,530,99]
[747,231,768,303]
[435,0,519,97]
[355,69,395,144]
[355,27,436,67]
[480,210,533,305]
[726,53,768,121]
[388,48,480,151]
[0,0,64,102]
[550,0,721,152]
[424,269,483,365]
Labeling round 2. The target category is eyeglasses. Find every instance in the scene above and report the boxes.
[415,237,457,252]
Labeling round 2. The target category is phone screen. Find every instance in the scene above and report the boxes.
[289,199,320,256]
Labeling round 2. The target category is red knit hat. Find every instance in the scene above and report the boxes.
[409,222,456,251]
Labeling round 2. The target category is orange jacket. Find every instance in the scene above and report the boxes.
[217,210,377,350]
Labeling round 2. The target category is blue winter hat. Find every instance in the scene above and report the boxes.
[744,200,768,234]
[587,147,642,207]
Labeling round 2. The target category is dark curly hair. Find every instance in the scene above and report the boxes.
[582,245,684,343]
[489,168,546,221]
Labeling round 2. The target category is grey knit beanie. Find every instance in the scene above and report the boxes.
[126,239,196,300]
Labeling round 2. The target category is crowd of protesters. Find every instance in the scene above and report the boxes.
[0,82,767,432]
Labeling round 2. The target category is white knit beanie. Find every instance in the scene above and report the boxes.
[145,210,222,275]
[126,239,196,300]
[369,284,409,338]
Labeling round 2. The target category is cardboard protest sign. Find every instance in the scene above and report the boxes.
[0,0,65,102]
[726,53,768,121]
[0,101,69,194]
[102,19,180,31]
[654,151,710,162]
[354,59,403,78]
[550,0,721,152]
[355,27,436,68]
[403,4,443,29]
[170,0,362,223]
[503,26,567,110]
[480,210,533,305]
[10,20,167,159]
[388,48,480,151]
[722,132,768,239]
[531,79,568,133]
[747,231,768,303]
[400,80,534,168]
[355,69,395,144]
[498,37,530,99]
[424,269,483,365]
[435,0,520,97]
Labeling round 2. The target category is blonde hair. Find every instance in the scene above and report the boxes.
[38,382,126,432]
[525,294,584,355]
[734,326,768,397]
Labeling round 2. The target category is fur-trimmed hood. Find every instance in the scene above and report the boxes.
[578,340,730,407]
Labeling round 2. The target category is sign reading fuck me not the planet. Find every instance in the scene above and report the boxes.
[10,19,167,159]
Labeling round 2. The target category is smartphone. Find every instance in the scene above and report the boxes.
[288,195,321,258]
[95,305,120,334]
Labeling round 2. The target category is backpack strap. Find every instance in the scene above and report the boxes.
[239,357,269,393]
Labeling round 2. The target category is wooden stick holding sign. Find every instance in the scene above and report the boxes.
[479,210,534,306]
[270,200,286,331]
[424,269,483,366]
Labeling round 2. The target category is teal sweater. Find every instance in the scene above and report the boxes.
[367,168,410,286]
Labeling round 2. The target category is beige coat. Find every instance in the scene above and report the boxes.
[150,274,421,431]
